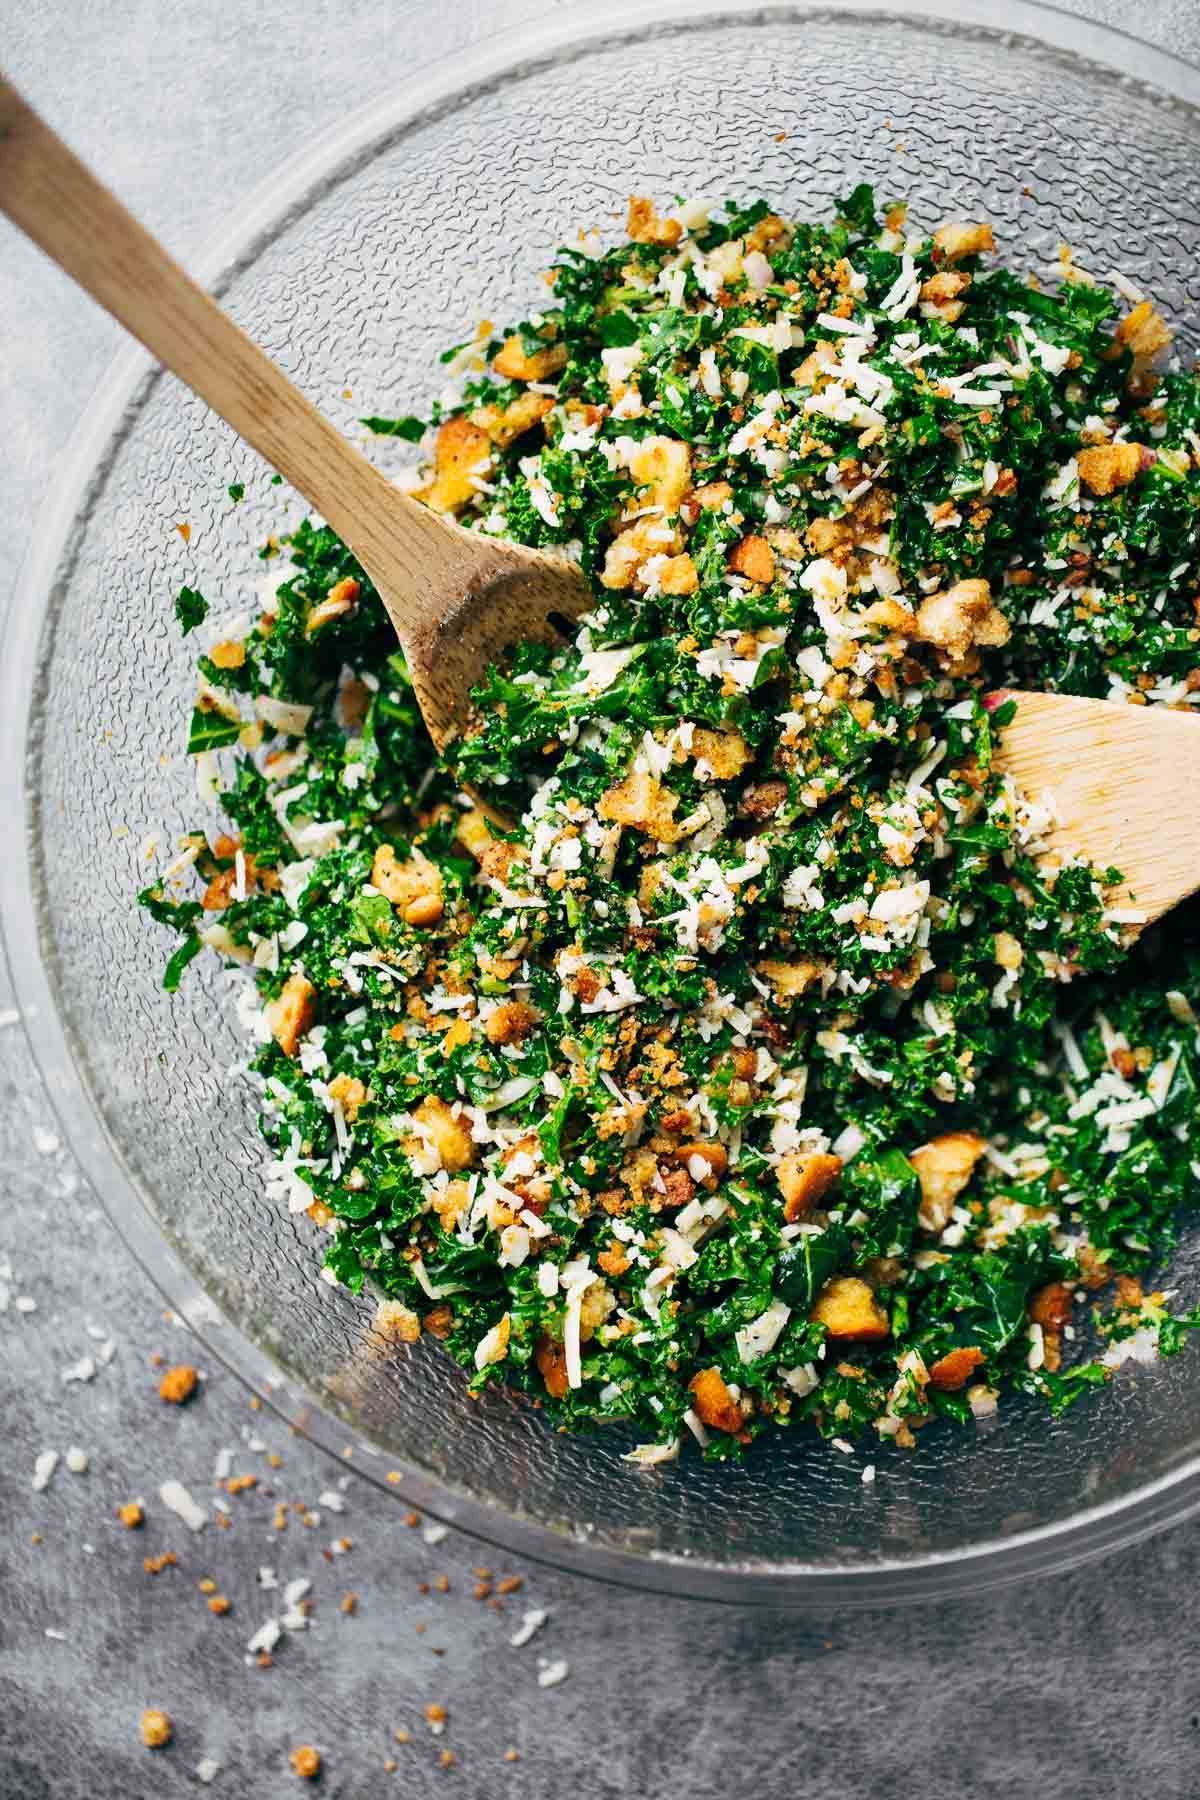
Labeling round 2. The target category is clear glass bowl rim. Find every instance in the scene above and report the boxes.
[5,0,1200,1608]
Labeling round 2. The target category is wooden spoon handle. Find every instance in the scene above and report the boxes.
[0,71,459,632]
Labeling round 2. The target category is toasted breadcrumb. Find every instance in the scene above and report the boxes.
[158,1364,198,1405]
[141,1710,173,1749]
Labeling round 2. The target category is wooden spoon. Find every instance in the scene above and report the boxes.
[0,73,591,753]
[989,690,1200,924]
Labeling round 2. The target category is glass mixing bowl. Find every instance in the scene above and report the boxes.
[6,0,1200,1605]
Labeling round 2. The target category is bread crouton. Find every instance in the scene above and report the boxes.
[536,1333,570,1399]
[268,972,316,1057]
[692,479,733,511]
[483,1001,540,1046]
[431,1181,470,1233]
[677,1142,728,1184]
[929,1346,985,1391]
[859,596,917,634]
[158,1365,198,1404]
[1029,1281,1074,1331]
[328,1072,367,1121]
[656,553,699,595]
[626,195,683,247]
[920,270,971,320]
[806,514,855,557]
[600,518,681,592]
[373,1299,421,1345]
[579,1280,615,1340]
[777,1152,843,1222]
[932,221,995,264]
[419,415,492,513]
[455,807,498,861]
[757,959,823,999]
[745,213,792,255]
[810,1276,889,1342]
[1111,299,1171,362]
[1077,442,1145,496]
[1108,300,1172,393]
[209,638,247,669]
[627,436,692,513]
[795,340,838,389]
[728,534,776,584]
[472,389,554,448]
[739,779,789,820]
[305,576,360,634]
[687,726,753,781]
[407,1095,476,1173]
[688,1366,745,1434]
[371,844,444,914]
[914,578,1010,661]
[478,839,527,885]
[492,334,567,382]
[597,769,681,842]
[911,1131,986,1232]
[202,850,261,911]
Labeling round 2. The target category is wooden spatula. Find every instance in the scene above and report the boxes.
[989,690,1200,924]
[0,72,591,753]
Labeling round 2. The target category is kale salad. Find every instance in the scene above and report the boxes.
[142,189,1200,1463]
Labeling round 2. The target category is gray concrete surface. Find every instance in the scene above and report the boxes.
[3,3,1200,1795]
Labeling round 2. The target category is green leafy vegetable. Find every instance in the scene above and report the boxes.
[360,415,426,440]
[175,586,208,634]
[186,707,241,754]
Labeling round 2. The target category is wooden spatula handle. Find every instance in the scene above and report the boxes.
[0,70,459,628]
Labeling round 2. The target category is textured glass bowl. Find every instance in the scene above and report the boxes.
[6,0,1200,1605]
